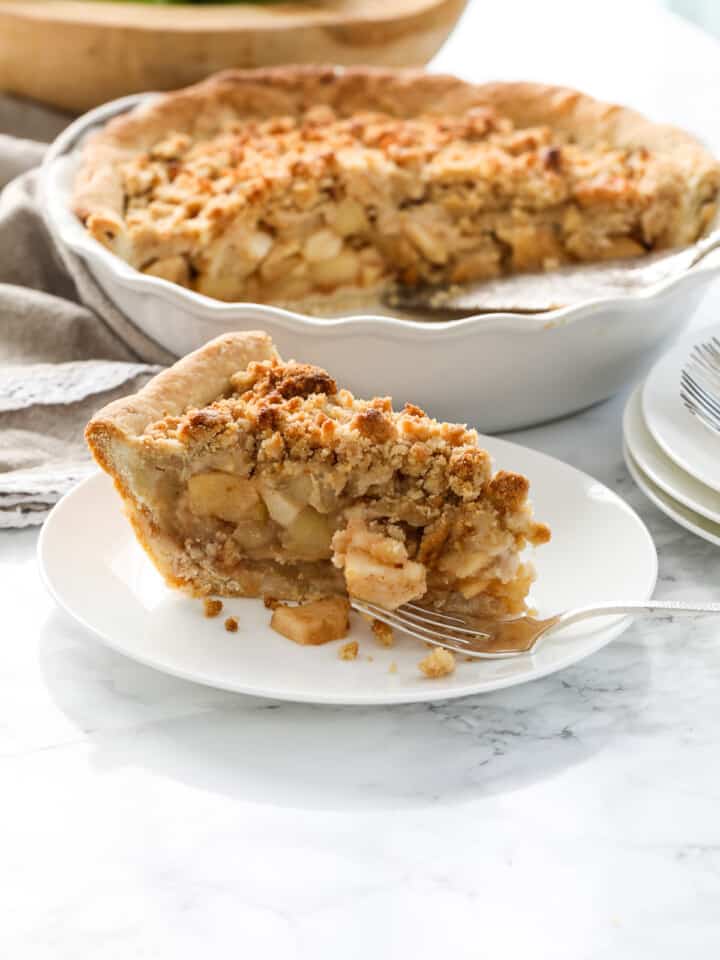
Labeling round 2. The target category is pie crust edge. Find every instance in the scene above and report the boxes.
[85,330,278,591]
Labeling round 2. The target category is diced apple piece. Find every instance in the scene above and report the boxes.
[343,548,426,609]
[332,198,369,237]
[304,228,343,262]
[243,230,273,263]
[284,507,334,558]
[309,250,359,287]
[270,597,350,646]
[403,221,448,265]
[188,472,265,525]
[366,535,407,567]
[286,472,314,505]
[260,486,303,527]
[233,519,275,550]
[442,550,491,580]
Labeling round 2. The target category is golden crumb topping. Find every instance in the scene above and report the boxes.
[150,357,475,446]
[146,357,496,498]
[119,106,679,233]
[142,357,550,549]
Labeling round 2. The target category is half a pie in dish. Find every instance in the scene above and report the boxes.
[85,332,550,616]
[73,66,720,309]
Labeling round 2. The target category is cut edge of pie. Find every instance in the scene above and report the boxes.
[85,330,550,619]
[73,66,720,309]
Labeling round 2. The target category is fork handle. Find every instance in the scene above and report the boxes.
[557,600,720,629]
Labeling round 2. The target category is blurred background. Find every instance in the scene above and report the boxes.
[1,0,719,115]
[664,0,720,35]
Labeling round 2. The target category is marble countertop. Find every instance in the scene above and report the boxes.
[3,1,720,956]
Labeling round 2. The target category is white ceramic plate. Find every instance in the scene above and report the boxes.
[624,442,720,547]
[624,384,720,524]
[642,323,720,492]
[39,436,657,705]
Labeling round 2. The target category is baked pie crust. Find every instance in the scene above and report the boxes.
[85,331,550,617]
[74,66,720,308]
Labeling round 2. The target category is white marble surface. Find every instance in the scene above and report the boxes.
[4,1,720,956]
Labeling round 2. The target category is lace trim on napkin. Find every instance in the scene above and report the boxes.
[0,360,162,527]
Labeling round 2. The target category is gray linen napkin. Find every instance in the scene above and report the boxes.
[0,95,176,527]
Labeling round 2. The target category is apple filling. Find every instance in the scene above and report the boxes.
[185,471,335,559]
[171,465,534,613]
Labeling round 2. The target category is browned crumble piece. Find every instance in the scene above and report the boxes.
[371,619,394,647]
[418,647,456,678]
[203,597,223,618]
[263,596,280,610]
[224,617,239,633]
[339,641,359,661]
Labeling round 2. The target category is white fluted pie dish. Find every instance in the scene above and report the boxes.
[41,94,720,432]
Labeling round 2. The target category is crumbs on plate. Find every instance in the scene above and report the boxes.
[371,619,394,647]
[339,640,359,661]
[203,597,223,618]
[203,596,460,680]
[418,646,456,678]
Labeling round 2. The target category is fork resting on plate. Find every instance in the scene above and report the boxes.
[351,598,720,660]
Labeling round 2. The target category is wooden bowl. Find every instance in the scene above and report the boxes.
[0,0,467,112]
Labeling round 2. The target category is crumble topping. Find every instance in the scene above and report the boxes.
[145,358,549,542]
[146,359,508,503]
[78,71,720,306]
[224,616,239,632]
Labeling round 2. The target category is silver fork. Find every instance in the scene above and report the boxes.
[351,599,720,659]
[681,335,720,434]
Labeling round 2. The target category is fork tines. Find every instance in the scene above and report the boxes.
[681,336,720,435]
[350,598,485,653]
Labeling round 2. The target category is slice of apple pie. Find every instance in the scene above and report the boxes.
[85,332,550,616]
[74,66,720,309]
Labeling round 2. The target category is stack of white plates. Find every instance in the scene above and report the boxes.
[623,324,720,545]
